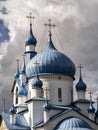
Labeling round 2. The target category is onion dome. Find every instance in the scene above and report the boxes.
[26,35,76,79]
[54,116,93,130]
[43,100,51,111]
[25,24,37,46]
[32,74,43,88]
[87,101,95,113]
[76,76,87,91]
[18,82,28,96]
[76,64,87,91]
[9,105,16,114]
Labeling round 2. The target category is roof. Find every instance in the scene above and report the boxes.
[26,35,76,79]
[25,24,37,46]
[1,110,31,130]
[72,99,92,104]
[33,108,98,129]
[54,116,93,130]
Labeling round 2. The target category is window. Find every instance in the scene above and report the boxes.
[16,87,18,104]
[58,88,62,102]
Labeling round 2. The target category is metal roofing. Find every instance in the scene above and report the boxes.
[87,101,95,113]
[76,75,87,91]
[26,35,76,78]
[25,24,37,46]
[9,105,16,114]
[18,82,28,96]
[54,116,93,130]
[1,110,31,130]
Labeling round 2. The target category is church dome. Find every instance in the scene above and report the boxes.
[76,76,87,91]
[9,105,16,114]
[32,74,43,88]
[87,102,95,113]
[25,24,37,46]
[54,116,93,130]
[18,82,28,96]
[26,36,76,78]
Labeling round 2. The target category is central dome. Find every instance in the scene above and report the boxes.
[26,36,76,78]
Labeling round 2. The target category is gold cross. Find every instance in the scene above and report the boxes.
[43,87,49,99]
[34,60,40,73]
[88,90,93,100]
[2,97,6,108]
[44,19,56,36]
[78,64,84,76]
[27,12,35,25]
[16,58,20,69]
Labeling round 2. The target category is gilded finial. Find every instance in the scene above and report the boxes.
[88,90,93,101]
[44,19,56,36]
[27,12,35,26]
[78,64,84,76]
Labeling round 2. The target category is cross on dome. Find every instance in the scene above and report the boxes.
[2,97,6,109]
[88,90,93,101]
[27,12,35,26]
[44,19,56,36]
[16,59,20,69]
[78,64,84,76]
[34,60,40,74]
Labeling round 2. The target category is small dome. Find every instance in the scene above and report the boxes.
[18,83,28,96]
[76,76,87,91]
[25,24,37,46]
[20,60,26,74]
[54,116,93,130]
[9,105,16,114]
[26,36,76,78]
[43,100,51,111]
[32,74,43,88]
[87,102,95,113]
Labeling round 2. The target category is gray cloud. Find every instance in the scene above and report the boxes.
[0,0,98,112]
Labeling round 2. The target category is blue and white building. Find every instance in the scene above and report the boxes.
[0,17,98,130]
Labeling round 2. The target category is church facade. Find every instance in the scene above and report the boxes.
[0,16,98,130]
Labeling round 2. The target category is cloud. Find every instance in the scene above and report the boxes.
[0,0,98,112]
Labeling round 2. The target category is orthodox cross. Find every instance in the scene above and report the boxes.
[88,90,93,101]
[34,60,40,74]
[16,58,20,69]
[2,97,6,108]
[43,87,49,99]
[78,64,84,76]
[44,19,56,36]
[27,12,35,25]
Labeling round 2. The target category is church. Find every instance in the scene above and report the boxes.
[0,14,98,130]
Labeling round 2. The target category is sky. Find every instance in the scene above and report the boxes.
[0,0,98,111]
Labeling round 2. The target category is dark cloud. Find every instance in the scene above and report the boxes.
[0,0,98,112]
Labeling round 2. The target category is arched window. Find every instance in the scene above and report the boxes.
[58,88,62,102]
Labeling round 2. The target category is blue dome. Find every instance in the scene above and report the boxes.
[76,76,87,91]
[9,105,16,114]
[54,116,93,130]
[20,60,26,74]
[26,36,76,78]
[25,24,37,46]
[43,100,51,111]
[87,102,95,113]
[32,74,43,88]
[18,83,28,96]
